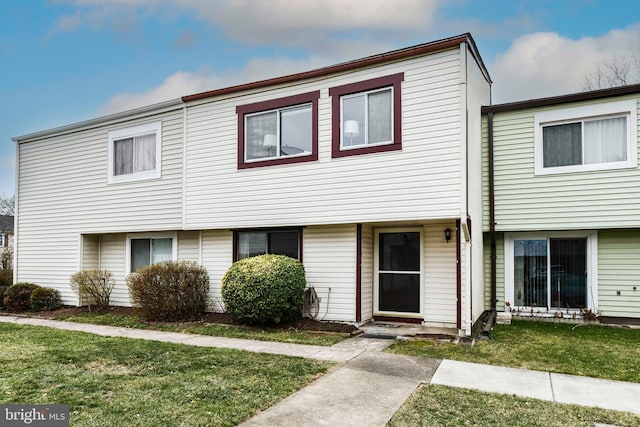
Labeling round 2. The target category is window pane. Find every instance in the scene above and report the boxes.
[135,134,157,172]
[246,112,277,160]
[379,232,420,271]
[114,138,134,176]
[269,231,299,259]
[379,273,420,313]
[152,238,172,264]
[280,105,312,156]
[368,89,392,144]
[550,238,587,309]
[543,123,582,167]
[514,240,547,307]
[584,117,627,164]
[238,232,267,260]
[342,94,365,147]
[131,239,150,272]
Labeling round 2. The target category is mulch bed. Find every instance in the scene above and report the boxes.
[27,305,359,334]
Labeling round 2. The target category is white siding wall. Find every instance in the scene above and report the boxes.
[178,231,200,262]
[304,225,357,322]
[424,222,458,327]
[200,230,234,309]
[185,49,463,229]
[360,224,373,322]
[17,108,184,303]
[82,235,99,270]
[99,234,128,306]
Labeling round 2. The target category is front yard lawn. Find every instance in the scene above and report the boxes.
[389,385,640,427]
[0,323,331,426]
[51,308,351,346]
[388,320,640,382]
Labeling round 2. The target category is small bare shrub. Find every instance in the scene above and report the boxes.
[127,261,209,321]
[70,269,115,308]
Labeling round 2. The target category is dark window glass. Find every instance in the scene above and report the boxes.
[543,123,582,167]
[379,232,420,271]
[379,273,420,313]
[237,230,300,261]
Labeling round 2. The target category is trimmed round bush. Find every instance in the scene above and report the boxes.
[222,254,306,324]
[4,282,40,312]
[127,261,210,321]
[30,287,62,312]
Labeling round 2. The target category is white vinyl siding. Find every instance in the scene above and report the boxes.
[82,235,99,270]
[598,229,640,318]
[484,96,640,231]
[423,222,457,326]
[178,231,200,262]
[200,230,234,311]
[185,49,463,229]
[483,232,505,312]
[16,108,183,305]
[360,224,373,322]
[99,234,128,306]
[304,225,357,322]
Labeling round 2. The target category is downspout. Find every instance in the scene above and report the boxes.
[488,111,497,312]
[456,218,462,331]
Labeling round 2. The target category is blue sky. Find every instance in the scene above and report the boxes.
[2,0,640,197]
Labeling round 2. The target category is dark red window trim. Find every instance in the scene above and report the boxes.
[329,73,404,158]
[236,91,320,169]
[232,227,304,263]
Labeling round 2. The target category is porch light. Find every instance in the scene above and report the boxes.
[444,228,452,243]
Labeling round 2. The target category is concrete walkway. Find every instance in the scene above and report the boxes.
[2,315,639,425]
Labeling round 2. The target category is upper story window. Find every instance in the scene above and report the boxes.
[236,91,319,169]
[0,234,4,247]
[108,121,162,184]
[534,100,637,175]
[329,73,404,158]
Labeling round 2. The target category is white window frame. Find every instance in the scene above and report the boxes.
[125,232,177,273]
[244,103,312,163]
[504,231,598,312]
[340,86,394,150]
[534,100,637,175]
[108,121,162,184]
[373,227,424,318]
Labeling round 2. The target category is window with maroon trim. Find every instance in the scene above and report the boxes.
[233,229,302,262]
[329,73,403,158]
[236,91,319,169]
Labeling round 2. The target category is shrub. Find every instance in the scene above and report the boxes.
[0,285,8,309]
[4,283,40,312]
[222,254,306,324]
[30,287,62,312]
[127,261,209,321]
[70,269,115,308]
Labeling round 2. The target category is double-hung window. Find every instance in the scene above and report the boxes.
[535,100,637,174]
[127,234,176,272]
[329,73,403,158]
[108,122,162,183]
[234,229,302,261]
[236,91,319,169]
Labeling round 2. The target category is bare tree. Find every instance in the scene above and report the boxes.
[0,194,14,216]
[583,50,640,90]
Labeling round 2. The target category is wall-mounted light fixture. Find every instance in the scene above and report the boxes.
[444,228,452,243]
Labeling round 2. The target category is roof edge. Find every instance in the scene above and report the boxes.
[13,98,183,143]
[183,34,479,103]
[482,83,640,114]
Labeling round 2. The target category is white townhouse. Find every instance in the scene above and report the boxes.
[13,34,491,335]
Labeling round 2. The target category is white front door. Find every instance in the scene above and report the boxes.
[374,228,423,317]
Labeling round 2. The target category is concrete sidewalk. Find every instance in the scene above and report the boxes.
[2,314,639,424]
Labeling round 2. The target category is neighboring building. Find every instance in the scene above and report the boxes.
[0,215,14,271]
[12,34,491,335]
[483,84,640,320]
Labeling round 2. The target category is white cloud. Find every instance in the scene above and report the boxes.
[491,25,640,103]
[99,54,342,114]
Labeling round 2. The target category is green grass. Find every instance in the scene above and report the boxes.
[388,320,640,382]
[0,323,331,426]
[54,312,347,346]
[389,384,640,427]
